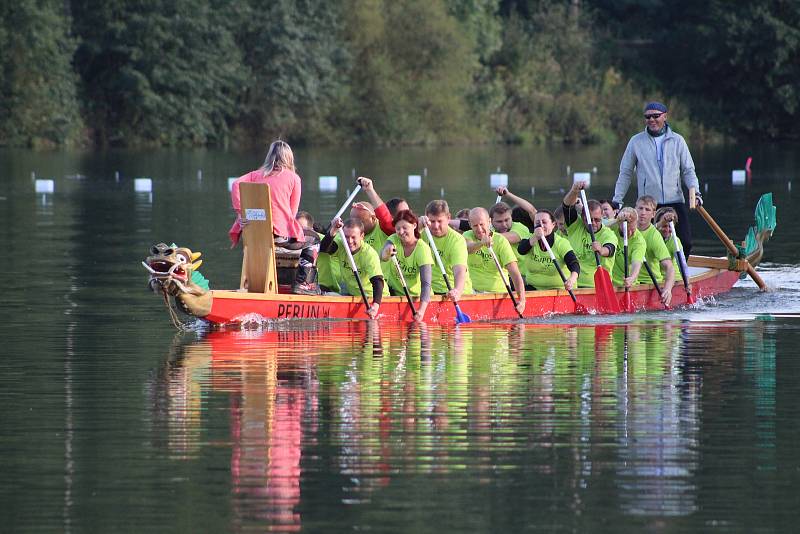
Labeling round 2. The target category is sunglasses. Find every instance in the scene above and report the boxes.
[644,113,664,120]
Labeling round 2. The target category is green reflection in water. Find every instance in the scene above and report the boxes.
[148,318,780,531]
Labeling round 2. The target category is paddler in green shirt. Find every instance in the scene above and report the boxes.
[491,186,537,247]
[517,210,580,290]
[297,211,341,293]
[379,209,433,322]
[463,207,526,315]
[634,195,675,305]
[349,201,390,255]
[419,199,473,301]
[561,181,617,288]
[611,207,671,303]
[654,207,684,281]
[319,217,389,319]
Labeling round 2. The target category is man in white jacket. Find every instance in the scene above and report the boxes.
[613,102,701,255]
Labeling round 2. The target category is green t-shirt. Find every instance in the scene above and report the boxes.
[364,224,389,254]
[316,231,340,290]
[637,225,671,284]
[385,234,434,297]
[496,222,532,264]
[330,242,389,298]
[519,233,576,290]
[565,219,616,288]
[422,227,473,295]
[664,234,684,281]
[463,231,517,293]
[363,223,391,278]
[612,228,647,286]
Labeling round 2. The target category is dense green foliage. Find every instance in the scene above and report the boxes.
[0,0,84,147]
[1,0,798,147]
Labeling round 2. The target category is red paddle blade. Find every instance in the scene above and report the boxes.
[620,290,633,313]
[687,290,697,305]
[594,268,621,314]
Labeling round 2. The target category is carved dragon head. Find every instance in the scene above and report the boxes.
[143,243,212,318]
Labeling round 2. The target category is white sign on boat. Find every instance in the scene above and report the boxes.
[245,208,266,221]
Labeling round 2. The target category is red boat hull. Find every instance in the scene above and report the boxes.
[202,264,742,325]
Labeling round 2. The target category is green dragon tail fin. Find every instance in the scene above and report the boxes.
[743,193,777,256]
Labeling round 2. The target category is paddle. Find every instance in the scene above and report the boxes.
[339,226,372,316]
[390,251,417,316]
[690,190,767,290]
[669,221,696,304]
[487,245,524,319]
[642,259,666,308]
[539,234,587,314]
[424,226,471,324]
[620,221,633,312]
[579,190,620,314]
[334,183,363,221]
[329,183,372,316]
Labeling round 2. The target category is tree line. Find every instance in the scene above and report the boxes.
[1,0,797,148]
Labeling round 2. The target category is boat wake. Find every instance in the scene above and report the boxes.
[526,262,800,325]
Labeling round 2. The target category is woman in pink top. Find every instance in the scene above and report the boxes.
[229,140,320,295]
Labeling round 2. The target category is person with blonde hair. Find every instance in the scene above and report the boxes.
[228,140,321,294]
[654,207,684,282]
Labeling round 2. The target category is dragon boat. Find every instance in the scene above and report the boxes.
[143,190,776,328]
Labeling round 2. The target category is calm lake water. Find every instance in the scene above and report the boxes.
[2,144,800,532]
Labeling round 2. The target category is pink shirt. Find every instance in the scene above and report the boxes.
[230,168,304,240]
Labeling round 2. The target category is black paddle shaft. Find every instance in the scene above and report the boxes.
[352,268,371,310]
[391,254,417,314]
[676,250,692,294]
[401,284,416,314]
[643,260,663,294]
[552,258,578,304]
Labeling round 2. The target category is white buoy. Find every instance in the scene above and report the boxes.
[319,176,338,192]
[440,187,445,197]
[704,182,709,193]
[423,168,428,177]
[789,181,792,192]
[490,173,508,188]
[134,178,152,193]
[592,166,598,173]
[408,175,422,191]
[351,168,356,178]
[115,171,120,182]
[573,172,591,185]
[228,177,237,191]
[732,169,746,185]
[197,169,202,180]
[531,186,535,198]
[566,165,571,175]
[35,179,54,194]
[31,171,36,181]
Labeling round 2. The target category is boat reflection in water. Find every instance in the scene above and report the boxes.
[149,317,775,530]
